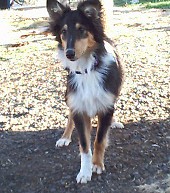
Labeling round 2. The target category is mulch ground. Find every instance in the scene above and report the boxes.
[0,6,170,193]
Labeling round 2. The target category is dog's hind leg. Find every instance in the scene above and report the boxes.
[56,110,74,147]
[92,109,114,174]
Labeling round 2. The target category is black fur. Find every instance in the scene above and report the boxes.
[73,113,87,151]
[97,108,115,144]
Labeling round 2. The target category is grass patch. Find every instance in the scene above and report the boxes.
[114,0,170,8]
[145,1,170,8]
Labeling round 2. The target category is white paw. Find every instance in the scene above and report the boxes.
[92,164,105,174]
[111,122,124,129]
[76,151,92,183]
[55,138,71,147]
[76,169,92,183]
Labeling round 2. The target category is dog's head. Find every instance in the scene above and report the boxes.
[47,0,104,61]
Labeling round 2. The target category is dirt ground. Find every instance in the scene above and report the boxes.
[0,6,170,193]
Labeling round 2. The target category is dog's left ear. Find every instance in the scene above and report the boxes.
[78,0,101,19]
[46,0,70,21]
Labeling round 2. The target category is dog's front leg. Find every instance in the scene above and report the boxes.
[73,113,92,183]
[93,108,114,174]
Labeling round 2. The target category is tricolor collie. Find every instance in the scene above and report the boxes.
[47,0,124,183]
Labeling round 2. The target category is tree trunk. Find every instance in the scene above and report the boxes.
[100,0,114,37]
[58,0,68,6]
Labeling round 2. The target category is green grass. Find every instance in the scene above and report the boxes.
[114,0,127,6]
[114,0,170,8]
[144,1,170,8]
[139,0,169,3]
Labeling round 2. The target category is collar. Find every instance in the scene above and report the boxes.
[65,55,99,75]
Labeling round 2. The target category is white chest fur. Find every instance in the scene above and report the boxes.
[67,70,115,117]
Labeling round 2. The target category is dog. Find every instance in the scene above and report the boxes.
[47,0,124,183]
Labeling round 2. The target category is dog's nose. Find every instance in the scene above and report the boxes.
[66,49,75,60]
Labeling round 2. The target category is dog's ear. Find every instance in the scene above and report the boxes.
[46,0,69,21]
[78,0,101,19]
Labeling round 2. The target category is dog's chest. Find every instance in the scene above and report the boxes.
[67,71,114,117]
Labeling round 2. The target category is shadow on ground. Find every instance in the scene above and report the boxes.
[0,118,170,193]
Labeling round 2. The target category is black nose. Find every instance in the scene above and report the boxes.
[66,49,75,60]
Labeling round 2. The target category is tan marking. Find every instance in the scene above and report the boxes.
[61,36,66,49]
[74,32,96,59]
[61,110,74,140]
[75,23,81,29]
[60,24,67,49]
[93,140,106,169]
[92,115,109,169]
[74,38,88,58]
[87,32,96,49]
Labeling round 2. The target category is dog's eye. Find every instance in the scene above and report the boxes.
[78,27,85,33]
[61,29,67,35]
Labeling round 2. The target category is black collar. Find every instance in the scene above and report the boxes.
[65,55,99,75]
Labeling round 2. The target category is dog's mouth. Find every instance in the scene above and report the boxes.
[66,56,78,62]
[66,55,77,61]
[67,55,77,61]
[69,58,76,61]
